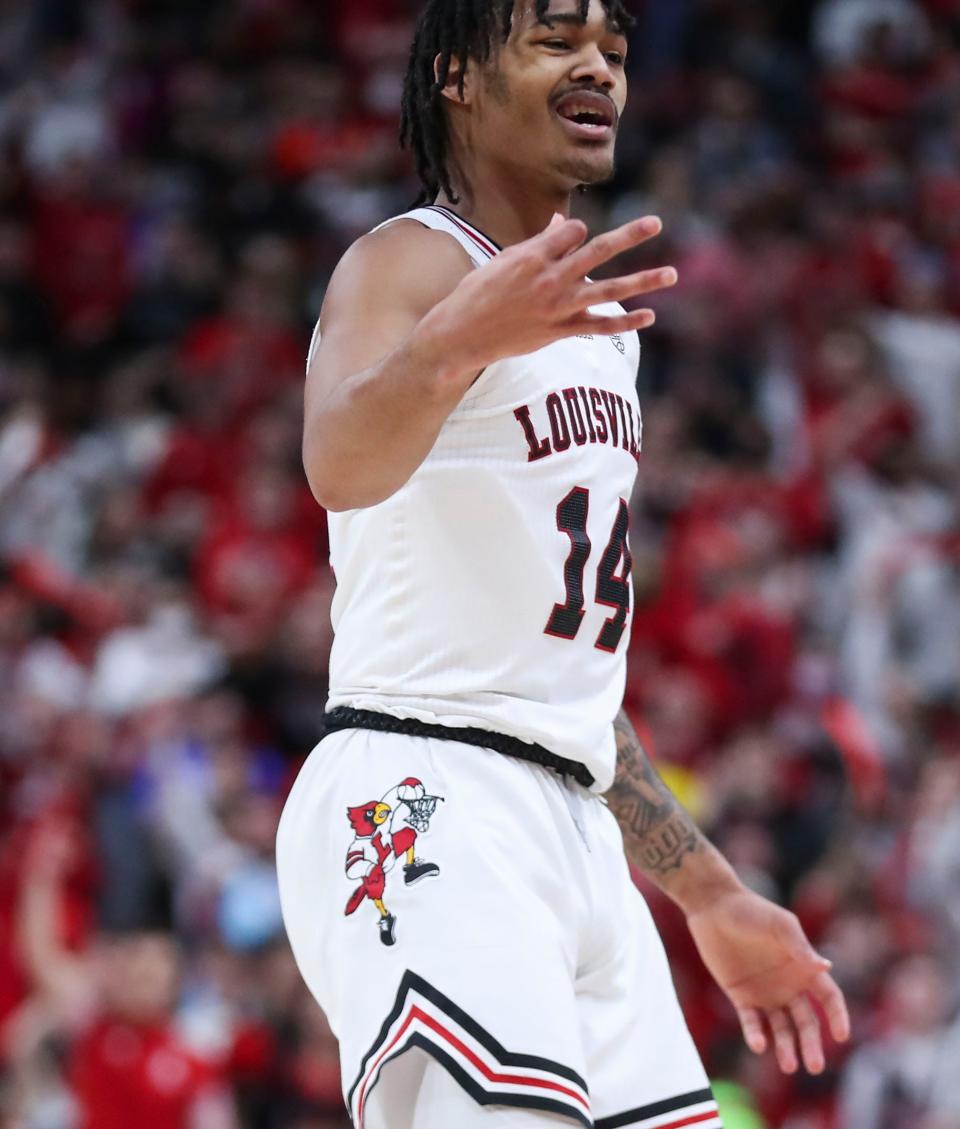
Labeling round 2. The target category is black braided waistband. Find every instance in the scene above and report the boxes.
[323,707,595,789]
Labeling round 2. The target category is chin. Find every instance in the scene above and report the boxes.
[558,152,616,188]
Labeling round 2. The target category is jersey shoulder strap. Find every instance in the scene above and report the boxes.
[307,206,500,371]
[372,204,500,269]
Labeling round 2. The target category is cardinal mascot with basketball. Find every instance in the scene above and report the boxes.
[343,776,442,946]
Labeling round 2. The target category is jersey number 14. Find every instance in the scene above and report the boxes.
[544,487,632,653]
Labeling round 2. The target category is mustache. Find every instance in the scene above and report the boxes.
[550,87,619,126]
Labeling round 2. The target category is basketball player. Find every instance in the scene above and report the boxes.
[277,2,850,1126]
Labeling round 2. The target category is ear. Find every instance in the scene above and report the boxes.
[434,51,473,105]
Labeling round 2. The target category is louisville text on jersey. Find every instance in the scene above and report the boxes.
[514,385,640,465]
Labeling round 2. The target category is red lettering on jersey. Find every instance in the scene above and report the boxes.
[517,387,638,462]
[589,388,608,443]
[625,400,640,460]
[546,393,571,451]
[513,405,551,461]
[599,390,619,447]
[578,387,597,443]
[614,394,630,451]
[562,388,588,446]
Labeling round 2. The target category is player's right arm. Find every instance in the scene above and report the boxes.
[304,213,676,511]
[304,220,476,513]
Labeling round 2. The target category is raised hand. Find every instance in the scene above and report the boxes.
[420,213,676,381]
[305,213,676,510]
[686,886,851,1075]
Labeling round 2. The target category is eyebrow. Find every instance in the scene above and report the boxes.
[536,11,625,34]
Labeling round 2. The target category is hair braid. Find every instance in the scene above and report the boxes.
[400,0,634,205]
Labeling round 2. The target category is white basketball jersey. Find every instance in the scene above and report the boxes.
[315,206,641,790]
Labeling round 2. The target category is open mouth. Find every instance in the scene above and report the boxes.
[553,91,617,141]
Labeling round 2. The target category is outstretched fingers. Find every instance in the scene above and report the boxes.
[789,994,826,1075]
[767,1007,799,1075]
[564,307,657,337]
[739,1004,802,1074]
[737,1006,767,1055]
[742,981,849,1075]
[581,266,678,307]
[809,969,851,1045]
[561,215,663,280]
[538,215,590,260]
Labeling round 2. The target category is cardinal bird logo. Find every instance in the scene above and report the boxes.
[344,777,443,947]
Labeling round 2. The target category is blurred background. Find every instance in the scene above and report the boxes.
[0,0,959,1127]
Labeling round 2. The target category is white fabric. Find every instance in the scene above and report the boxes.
[371,1054,585,1128]
[276,729,718,1129]
[318,207,643,790]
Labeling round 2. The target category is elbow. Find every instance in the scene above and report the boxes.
[302,434,348,511]
[312,492,358,515]
[309,489,348,514]
[303,465,354,513]
[302,450,393,513]
[308,484,393,514]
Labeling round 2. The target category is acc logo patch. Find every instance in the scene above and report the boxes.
[343,777,443,947]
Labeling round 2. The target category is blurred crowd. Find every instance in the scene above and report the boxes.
[0,0,959,1127]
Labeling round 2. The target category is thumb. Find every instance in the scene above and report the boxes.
[548,211,566,228]
[777,911,823,964]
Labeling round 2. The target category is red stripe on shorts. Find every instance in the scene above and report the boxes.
[356,1004,589,1125]
[653,1110,720,1129]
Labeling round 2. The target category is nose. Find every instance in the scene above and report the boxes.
[569,45,617,91]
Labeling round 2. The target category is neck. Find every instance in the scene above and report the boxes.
[435,164,573,248]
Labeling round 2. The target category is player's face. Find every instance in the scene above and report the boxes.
[469,0,628,190]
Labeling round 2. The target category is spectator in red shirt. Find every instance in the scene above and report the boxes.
[8,825,235,1129]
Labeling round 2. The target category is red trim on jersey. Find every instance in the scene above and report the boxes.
[357,1004,589,1125]
[428,206,498,259]
[653,1111,720,1129]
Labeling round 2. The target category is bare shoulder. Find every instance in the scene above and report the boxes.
[321,219,475,330]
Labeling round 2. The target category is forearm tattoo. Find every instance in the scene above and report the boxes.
[608,709,703,878]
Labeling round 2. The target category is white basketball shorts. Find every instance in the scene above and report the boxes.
[276,728,722,1129]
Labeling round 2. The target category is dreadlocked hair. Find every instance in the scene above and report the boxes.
[400,0,634,205]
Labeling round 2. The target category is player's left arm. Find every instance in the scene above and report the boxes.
[607,707,850,1075]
